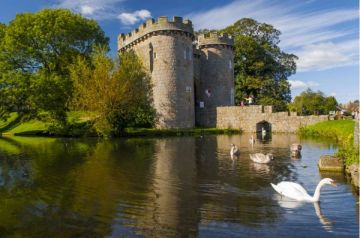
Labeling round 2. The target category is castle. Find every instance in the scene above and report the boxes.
[118,16,234,129]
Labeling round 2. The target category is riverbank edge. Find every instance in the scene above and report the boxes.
[298,120,359,192]
[1,127,243,138]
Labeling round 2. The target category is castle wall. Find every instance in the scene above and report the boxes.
[117,17,323,133]
[198,45,234,107]
[118,17,195,128]
[195,33,235,127]
[214,106,329,133]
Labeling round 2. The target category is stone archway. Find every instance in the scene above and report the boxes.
[256,120,271,133]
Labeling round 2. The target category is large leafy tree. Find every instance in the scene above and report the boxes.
[289,88,338,115]
[0,9,109,122]
[220,18,298,111]
[0,23,5,39]
[70,49,154,137]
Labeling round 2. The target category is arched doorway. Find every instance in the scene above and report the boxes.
[256,121,272,141]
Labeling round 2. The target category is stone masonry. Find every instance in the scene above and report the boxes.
[118,16,234,128]
[118,16,328,132]
[215,105,328,133]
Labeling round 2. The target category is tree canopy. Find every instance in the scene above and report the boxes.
[219,18,298,111]
[70,49,154,136]
[0,9,109,121]
[289,88,338,115]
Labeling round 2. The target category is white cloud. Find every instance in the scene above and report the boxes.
[54,0,152,25]
[186,0,359,72]
[80,5,95,15]
[118,9,151,25]
[136,9,152,19]
[296,40,358,71]
[54,0,126,19]
[289,80,319,89]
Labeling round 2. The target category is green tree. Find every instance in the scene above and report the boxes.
[70,49,154,137]
[0,23,5,40]
[289,88,338,115]
[0,9,108,122]
[220,18,297,111]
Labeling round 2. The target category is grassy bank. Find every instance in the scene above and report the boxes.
[0,113,241,137]
[123,127,241,137]
[299,120,358,165]
[0,112,95,136]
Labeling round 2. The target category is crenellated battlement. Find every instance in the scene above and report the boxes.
[197,32,234,48]
[116,16,234,129]
[118,16,194,51]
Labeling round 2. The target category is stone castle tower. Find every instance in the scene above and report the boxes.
[118,16,234,128]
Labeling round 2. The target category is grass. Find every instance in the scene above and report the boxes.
[0,112,90,136]
[299,120,358,165]
[299,120,354,142]
[123,127,242,137]
[0,112,242,137]
[0,113,18,129]
[5,119,49,135]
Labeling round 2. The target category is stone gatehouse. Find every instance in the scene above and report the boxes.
[118,16,234,129]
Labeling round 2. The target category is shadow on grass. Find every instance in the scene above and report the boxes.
[0,115,22,133]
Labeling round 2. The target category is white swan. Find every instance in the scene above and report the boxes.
[249,153,273,164]
[261,127,266,137]
[290,143,302,157]
[249,135,255,145]
[230,144,240,157]
[271,178,336,202]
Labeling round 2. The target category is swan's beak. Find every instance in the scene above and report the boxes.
[331,181,337,187]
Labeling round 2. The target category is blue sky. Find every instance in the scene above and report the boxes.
[0,0,358,103]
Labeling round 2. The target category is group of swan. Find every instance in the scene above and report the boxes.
[230,138,337,203]
[232,137,273,163]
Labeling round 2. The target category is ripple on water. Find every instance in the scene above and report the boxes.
[0,134,358,237]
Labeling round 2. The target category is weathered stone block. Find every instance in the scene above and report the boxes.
[318,155,344,172]
[347,163,359,189]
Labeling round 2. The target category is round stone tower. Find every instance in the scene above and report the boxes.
[195,33,235,126]
[118,16,195,129]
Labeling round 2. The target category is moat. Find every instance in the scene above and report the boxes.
[0,134,358,237]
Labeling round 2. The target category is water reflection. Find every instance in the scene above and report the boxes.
[140,138,199,237]
[276,197,334,232]
[0,134,358,237]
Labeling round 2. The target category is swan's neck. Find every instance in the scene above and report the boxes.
[312,179,327,202]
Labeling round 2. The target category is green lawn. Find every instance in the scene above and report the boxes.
[299,120,354,141]
[0,113,19,131]
[0,112,241,137]
[0,112,94,136]
[299,120,358,165]
[5,119,49,135]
